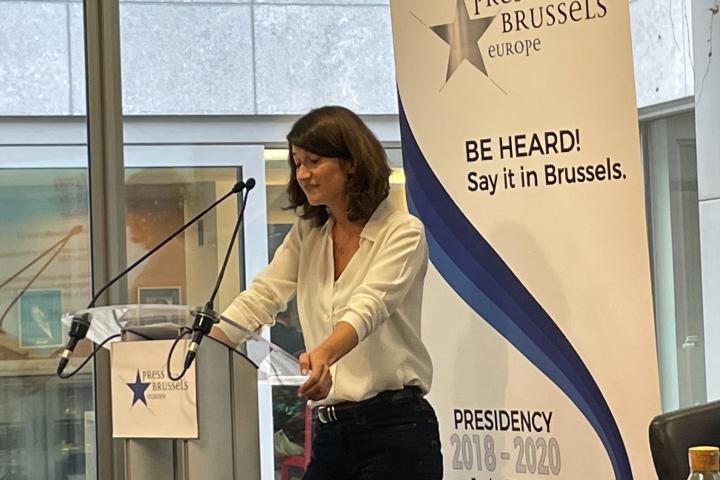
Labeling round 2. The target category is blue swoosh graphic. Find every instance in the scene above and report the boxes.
[399,98,631,480]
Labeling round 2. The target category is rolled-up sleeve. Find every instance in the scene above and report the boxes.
[338,221,428,342]
[220,221,302,337]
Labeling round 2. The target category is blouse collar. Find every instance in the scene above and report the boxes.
[321,196,393,243]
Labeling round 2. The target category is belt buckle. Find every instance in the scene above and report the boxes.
[316,405,337,424]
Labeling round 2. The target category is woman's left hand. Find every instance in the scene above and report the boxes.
[298,348,333,401]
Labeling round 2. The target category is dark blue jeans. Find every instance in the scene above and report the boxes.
[302,390,443,480]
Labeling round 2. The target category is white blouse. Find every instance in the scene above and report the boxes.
[220,198,433,405]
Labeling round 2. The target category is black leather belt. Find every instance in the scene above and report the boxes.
[314,386,423,424]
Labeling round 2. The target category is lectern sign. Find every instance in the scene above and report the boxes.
[111,339,198,438]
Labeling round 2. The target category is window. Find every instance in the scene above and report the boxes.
[642,111,705,410]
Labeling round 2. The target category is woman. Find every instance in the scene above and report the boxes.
[219,106,442,479]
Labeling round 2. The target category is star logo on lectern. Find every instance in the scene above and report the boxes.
[429,0,496,81]
[127,370,150,407]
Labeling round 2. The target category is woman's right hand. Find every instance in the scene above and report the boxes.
[298,348,334,401]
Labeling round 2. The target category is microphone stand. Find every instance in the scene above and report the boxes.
[57,180,252,377]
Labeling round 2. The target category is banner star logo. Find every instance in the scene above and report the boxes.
[430,0,496,81]
[127,369,150,407]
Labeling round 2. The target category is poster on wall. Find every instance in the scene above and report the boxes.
[138,286,182,305]
[19,289,64,349]
[389,0,660,479]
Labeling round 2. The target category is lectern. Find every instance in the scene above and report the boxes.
[61,304,302,479]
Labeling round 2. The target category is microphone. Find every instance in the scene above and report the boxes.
[182,304,218,371]
[57,179,254,377]
[57,313,91,376]
[181,179,255,373]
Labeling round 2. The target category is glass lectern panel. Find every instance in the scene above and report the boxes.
[61,304,303,385]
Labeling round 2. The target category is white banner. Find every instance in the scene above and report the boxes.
[390,0,660,479]
[111,339,198,439]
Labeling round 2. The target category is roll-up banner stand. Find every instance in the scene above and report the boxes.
[390,1,661,478]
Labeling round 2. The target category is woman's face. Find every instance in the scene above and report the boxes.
[291,145,351,209]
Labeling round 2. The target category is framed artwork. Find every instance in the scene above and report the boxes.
[138,287,182,306]
[19,289,63,348]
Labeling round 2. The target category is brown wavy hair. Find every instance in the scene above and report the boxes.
[286,106,391,227]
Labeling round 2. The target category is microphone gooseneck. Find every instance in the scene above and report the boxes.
[87,180,249,309]
[57,180,253,378]
[180,180,254,375]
